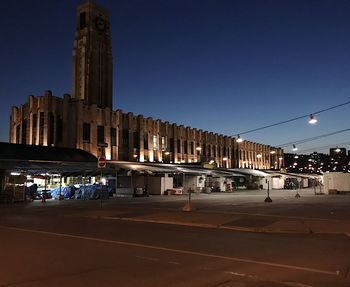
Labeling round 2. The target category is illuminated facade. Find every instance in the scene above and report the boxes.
[9,1,283,170]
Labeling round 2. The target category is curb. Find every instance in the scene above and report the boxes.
[69,213,350,236]
[102,216,220,229]
[103,216,350,236]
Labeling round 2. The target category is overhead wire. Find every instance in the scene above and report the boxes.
[276,128,350,148]
[297,141,350,154]
[234,100,350,136]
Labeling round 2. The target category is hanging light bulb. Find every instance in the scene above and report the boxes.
[308,114,317,124]
[236,135,243,143]
[292,144,298,151]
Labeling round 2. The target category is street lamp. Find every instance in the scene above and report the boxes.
[236,135,243,143]
[308,114,317,124]
[292,144,298,151]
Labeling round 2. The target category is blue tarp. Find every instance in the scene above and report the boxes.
[50,184,111,200]
[75,184,110,200]
[50,186,77,199]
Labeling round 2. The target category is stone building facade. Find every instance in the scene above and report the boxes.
[9,1,284,170]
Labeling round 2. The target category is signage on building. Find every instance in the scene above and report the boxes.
[98,156,106,168]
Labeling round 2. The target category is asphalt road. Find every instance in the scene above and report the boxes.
[0,190,349,287]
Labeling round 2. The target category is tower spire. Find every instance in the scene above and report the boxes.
[72,1,113,109]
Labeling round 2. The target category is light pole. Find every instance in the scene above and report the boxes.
[97,142,108,208]
[264,178,272,203]
[295,178,301,198]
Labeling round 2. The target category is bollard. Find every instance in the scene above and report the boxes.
[41,191,46,203]
[264,181,272,203]
[182,188,195,212]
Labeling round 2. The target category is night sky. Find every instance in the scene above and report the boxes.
[1,0,350,154]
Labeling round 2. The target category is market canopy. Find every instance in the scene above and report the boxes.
[0,142,249,178]
[0,142,97,174]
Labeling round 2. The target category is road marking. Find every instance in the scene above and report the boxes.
[224,271,249,277]
[2,226,339,276]
[281,282,314,287]
[207,211,331,221]
[225,271,314,287]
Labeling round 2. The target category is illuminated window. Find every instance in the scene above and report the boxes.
[153,135,158,150]
[133,131,139,148]
[56,116,63,143]
[22,118,27,145]
[80,12,86,29]
[32,114,37,144]
[83,123,90,143]
[111,128,117,146]
[48,113,54,146]
[97,126,105,145]
[121,129,128,146]
[161,136,167,151]
[16,125,20,144]
[169,138,174,152]
[39,112,44,145]
[144,134,148,149]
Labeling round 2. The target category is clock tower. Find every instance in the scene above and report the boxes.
[72,1,113,109]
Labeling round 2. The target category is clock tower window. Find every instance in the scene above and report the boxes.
[80,12,86,29]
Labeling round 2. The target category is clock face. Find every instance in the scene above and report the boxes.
[95,17,105,31]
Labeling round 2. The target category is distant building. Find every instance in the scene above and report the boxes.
[9,1,283,170]
[285,149,349,174]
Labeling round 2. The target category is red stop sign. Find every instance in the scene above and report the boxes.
[98,156,106,168]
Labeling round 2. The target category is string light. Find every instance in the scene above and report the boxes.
[234,100,350,136]
[308,114,317,124]
[277,128,350,148]
[292,141,350,154]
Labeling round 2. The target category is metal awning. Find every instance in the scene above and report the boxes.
[109,161,175,174]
